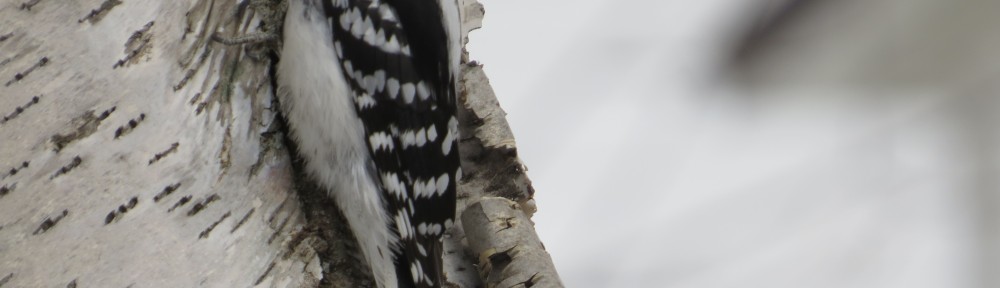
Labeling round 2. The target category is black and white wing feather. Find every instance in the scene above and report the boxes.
[321,0,461,287]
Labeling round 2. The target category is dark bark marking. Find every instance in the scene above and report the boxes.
[78,0,123,24]
[152,182,182,202]
[1,95,41,125]
[0,183,14,199]
[104,196,139,225]
[112,113,146,139]
[230,207,255,233]
[148,142,180,165]
[20,0,42,11]
[4,161,29,179]
[186,194,220,216]
[253,261,276,285]
[167,195,192,212]
[0,273,12,287]
[50,156,82,179]
[4,57,48,86]
[32,209,68,235]
[51,106,116,152]
[113,22,154,69]
[174,45,213,91]
[266,213,291,245]
[197,211,231,239]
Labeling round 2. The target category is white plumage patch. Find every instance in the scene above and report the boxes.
[276,1,398,286]
[368,131,394,151]
[400,82,416,103]
[442,116,458,155]
[280,0,462,287]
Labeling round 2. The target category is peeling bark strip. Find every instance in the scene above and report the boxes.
[148,142,179,165]
[4,57,48,86]
[173,45,212,91]
[50,156,82,179]
[152,182,181,202]
[462,198,563,287]
[217,126,232,173]
[51,106,116,152]
[113,21,154,69]
[1,95,40,125]
[104,197,139,224]
[78,0,123,24]
[186,194,220,216]
[198,211,231,239]
[0,32,13,42]
[33,209,68,235]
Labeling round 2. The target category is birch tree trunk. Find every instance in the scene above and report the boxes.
[0,0,559,287]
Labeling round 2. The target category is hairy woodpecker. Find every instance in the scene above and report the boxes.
[277,0,462,287]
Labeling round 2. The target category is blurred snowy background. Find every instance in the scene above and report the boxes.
[466,0,1000,287]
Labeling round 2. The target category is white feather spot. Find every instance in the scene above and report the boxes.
[342,61,353,75]
[379,4,397,22]
[417,81,431,100]
[383,35,401,54]
[400,129,416,148]
[339,11,352,31]
[401,83,416,103]
[415,128,427,147]
[436,173,449,197]
[417,222,427,235]
[417,243,427,256]
[386,78,400,99]
[411,261,422,283]
[374,70,386,92]
[442,116,459,155]
[368,132,392,151]
[363,26,376,45]
[356,92,377,110]
[375,28,386,47]
[363,74,377,95]
[350,14,370,38]
[396,210,412,239]
[349,8,363,36]
[413,177,436,199]
[426,124,438,142]
[412,179,425,198]
[389,124,399,136]
[416,81,430,100]
[381,172,406,198]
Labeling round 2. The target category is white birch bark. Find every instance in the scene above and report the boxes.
[0,0,558,287]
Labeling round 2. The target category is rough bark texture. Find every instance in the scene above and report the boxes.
[0,0,557,287]
[462,198,562,288]
[0,1,318,286]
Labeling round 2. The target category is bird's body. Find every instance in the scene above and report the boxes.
[276,0,462,287]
